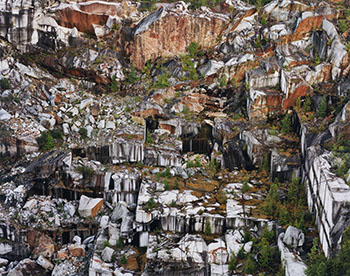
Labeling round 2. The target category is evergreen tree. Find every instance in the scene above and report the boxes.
[318,96,327,118]
[281,113,292,134]
[303,95,312,112]
[228,253,237,271]
[244,254,256,274]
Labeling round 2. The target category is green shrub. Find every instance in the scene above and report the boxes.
[218,75,228,87]
[161,166,172,178]
[79,127,88,139]
[146,130,154,145]
[163,179,170,190]
[174,178,179,189]
[37,131,55,151]
[121,254,128,264]
[314,53,321,65]
[183,105,190,114]
[117,237,123,249]
[339,20,348,33]
[153,74,169,89]
[144,197,158,211]
[186,42,200,57]
[76,166,95,181]
[127,66,138,84]
[255,36,262,48]
[260,14,267,25]
[0,78,10,90]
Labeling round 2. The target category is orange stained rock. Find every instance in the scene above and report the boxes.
[129,13,228,69]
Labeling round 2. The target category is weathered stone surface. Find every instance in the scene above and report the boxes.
[68,245,85,257]
[278,233,307,276]
[27,230,56,259]
[78,195,104,218]
[8,258,45,276]
[128,2,229,69]
[283,226,305,248]
[305,148,350,257]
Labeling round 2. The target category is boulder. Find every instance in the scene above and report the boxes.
[0,258,8,267]
[36,255,54,271]
[78,195,104,218]
[68,245,85,257]
[283,226,305,248]
[27,230,56,259]
[8,258,45,276]
[101,247,114,263]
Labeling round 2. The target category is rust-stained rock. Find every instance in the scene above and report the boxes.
[8,258,45,276]
[68,245,86,257]
[248,89,283,120]
[55,8,109,34]
[27,230,56,259]
[128,3,229,69]
[57,249,69,260]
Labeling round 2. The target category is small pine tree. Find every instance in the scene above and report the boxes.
[237,246,245,259]
[303,95,312,113]
[244,254,256,274]
[281,113,292,134]
[259,238,272,268]
[204,219,211,235]
[318,96,327,118]
[228,253,237,271]
[117,237,123,249]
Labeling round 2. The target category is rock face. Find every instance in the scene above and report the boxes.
[128,2,229,69]
[1,0,350,275]
[305,148,350,257]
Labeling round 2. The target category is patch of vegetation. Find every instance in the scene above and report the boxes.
[127,66,138,84]
[318,96,327,118]
[303,95,312,113]
[339,20,348,34]
[103,240,112,249]
[218,74,228,87]
[0,78,11,90]
[109,76,119,92]
[204,219,212,235]
[187,156,202,168]
[144,197,158,212]
[281,113,292,134]
[228,253,237,271]
[260,14,267,25]
[262,177,309,229]
[76,166,95,181]
[163,179,170,190]
[153,74,170,89]
[37,128,63,151]
[117,237,123,249]
[79,127,88,139]
[314,52,321,65]
[186,42,200,58]
[146,130,154,145]
[306,227,350,276]
[121,254,128,264]
[180,54,198,81]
